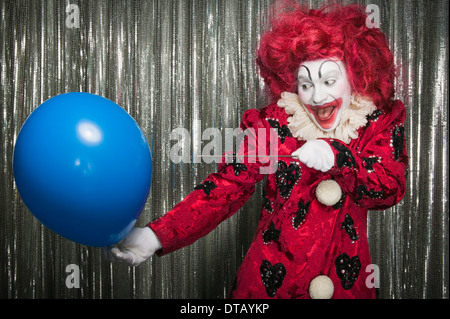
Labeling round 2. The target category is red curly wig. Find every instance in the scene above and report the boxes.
[256,2,396,111]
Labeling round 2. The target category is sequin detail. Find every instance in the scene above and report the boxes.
[392,125,405,161]
[275,161,301,198]
[333,193,346,209]
[366,109,383,126]
[260,260,286,297]
[194,180,217,196]
[339,214,359,241]
[263,222,281,244]
[331,141,356,169]
[363,156,380,173]
[229,154,248,176]
[335,253,361,290]
[266,118,292,144]
[356,185,383,200]
[292,200,310,229]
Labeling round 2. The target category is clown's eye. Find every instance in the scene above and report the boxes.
[325,79,336,87]
[301,83,312,91]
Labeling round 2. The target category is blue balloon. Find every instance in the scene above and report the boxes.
[13,92,152,247]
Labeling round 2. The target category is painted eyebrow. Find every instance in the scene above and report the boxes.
[318,60,342,78]
[299,65,312,81]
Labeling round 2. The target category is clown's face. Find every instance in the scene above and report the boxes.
[297,59,352,132]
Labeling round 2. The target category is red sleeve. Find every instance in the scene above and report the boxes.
[325,100,408,210]
[148,109,271,256]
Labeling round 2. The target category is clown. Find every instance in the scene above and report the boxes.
[105,3,408,299]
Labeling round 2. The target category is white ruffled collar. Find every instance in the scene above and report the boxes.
[277,92,377,144]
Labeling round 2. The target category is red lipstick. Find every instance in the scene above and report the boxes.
[305,98,343,129]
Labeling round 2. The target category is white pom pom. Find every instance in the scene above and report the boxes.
[316,179,342,206]
[309,275,334,299]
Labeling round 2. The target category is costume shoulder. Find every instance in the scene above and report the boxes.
[369,99,406,133]
[388,99,406,123]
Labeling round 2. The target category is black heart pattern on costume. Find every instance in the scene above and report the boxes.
[335,253,361,290]
[260,259,286,297]
[275,161,301,198]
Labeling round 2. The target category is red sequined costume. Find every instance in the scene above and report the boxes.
[148,91,408,299]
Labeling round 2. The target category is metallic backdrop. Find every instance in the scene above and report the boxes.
[0,0,448,299]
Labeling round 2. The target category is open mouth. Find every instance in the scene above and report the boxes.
[305,99,342,130]
[315,104,336,121]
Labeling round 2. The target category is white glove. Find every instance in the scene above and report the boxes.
[292,139,335,173]
[104,227,162,267]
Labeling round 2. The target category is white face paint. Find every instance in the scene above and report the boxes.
[297,59,352,132]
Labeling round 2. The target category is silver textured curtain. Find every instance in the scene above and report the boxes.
[0,0,448,299]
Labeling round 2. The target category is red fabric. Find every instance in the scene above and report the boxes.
[148,100,408,299]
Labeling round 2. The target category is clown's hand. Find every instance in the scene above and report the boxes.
[103,227,162,267]
[292,140,334,173]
